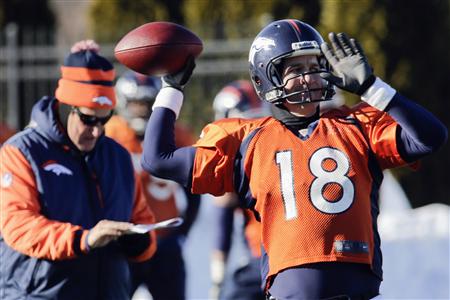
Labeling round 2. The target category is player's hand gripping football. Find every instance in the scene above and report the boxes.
[162,56,196,91]
[320,32,376,95]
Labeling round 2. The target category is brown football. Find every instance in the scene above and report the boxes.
[115,21,203,76]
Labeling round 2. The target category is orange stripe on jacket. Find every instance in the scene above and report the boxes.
[0,144,89,260]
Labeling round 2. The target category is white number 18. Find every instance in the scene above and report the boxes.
[275,147,354,220]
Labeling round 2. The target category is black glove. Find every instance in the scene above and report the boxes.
[162,56,196,91]
[320,32,375,95]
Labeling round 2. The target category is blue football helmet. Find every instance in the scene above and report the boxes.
[248,19,335,105]
[115,71,161,136]
[213,80,271,120]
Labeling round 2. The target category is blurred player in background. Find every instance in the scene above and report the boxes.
[209,80,269,300]
[105,70,200,300]
[140,18,447,299]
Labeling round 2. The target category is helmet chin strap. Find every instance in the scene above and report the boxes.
[270,103,320,132]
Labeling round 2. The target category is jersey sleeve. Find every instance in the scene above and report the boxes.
[191,118,272,196]
[0,144,89,260]
[352,103,407,169]
[191,122,240,196]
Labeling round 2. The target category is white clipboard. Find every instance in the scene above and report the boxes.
[127,217,184,234]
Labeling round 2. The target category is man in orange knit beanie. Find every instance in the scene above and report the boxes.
[0,40,156,300]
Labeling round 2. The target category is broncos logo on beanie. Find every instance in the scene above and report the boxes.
[55,50,116,109]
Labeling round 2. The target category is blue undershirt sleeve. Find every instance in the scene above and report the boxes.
[177,187,201,236]
[141,107,196,188]
[384,93,447,162]
[211,205,234,254]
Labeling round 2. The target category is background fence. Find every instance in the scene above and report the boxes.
[1,18,449,207]
[0,23,252,132]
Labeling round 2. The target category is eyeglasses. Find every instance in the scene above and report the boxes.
[72,107,112,126]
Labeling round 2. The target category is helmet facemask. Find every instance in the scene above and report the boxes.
[265,54,335,105]
[249,19,336,107]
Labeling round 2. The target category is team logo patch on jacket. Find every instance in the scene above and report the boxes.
[42,160,73,176]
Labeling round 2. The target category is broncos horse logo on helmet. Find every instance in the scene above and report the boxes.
[249,19,335,105]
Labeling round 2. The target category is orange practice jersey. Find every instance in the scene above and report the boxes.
[105,115,195,237]
[191,103,409,287]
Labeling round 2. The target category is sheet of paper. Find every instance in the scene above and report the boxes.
[127,217,184,234]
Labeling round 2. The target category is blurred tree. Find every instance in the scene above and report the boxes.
[183,0,272,39]
[183,0,321,39]
[0,0,55,129]
[320,0,388,104]
[0,0,55,45]
[381,0,449,206]
[272,0,320,25]
[89,0,168,42]
[159,0,184,24]
[89,0,323,42]
[88,0,324,132]
[180,0,325,130]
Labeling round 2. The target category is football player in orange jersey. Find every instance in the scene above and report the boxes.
[140,19,447,299]
[105,71,200,300]
[209,80,270,300]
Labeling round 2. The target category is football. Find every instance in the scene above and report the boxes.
[114,21,203,76]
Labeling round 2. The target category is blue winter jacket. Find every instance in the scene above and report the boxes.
[0,97,154,300]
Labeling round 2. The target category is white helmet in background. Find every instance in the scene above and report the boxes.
[115,71,161,137]
[213,80,271,121]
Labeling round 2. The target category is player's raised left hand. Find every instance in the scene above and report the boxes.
[320,32,375,95]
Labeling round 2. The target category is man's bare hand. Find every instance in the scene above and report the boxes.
[87,220,133,249]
